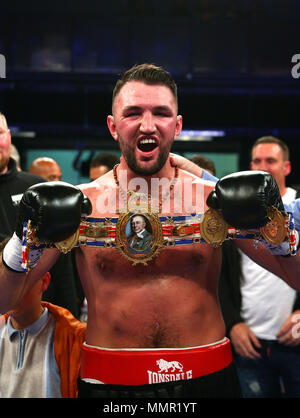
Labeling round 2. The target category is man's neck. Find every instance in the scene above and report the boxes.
[118,157,176,188]
[9,305,44,331]
[279,185,287,197]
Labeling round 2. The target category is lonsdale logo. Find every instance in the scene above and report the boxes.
[147,358,193,384]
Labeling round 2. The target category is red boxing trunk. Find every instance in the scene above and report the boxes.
[80,338,233,386]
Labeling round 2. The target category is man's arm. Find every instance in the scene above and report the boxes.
[172,155,300,288]
[0,248,60,313]
[236,239,300,291]
[0,181,92,313]
[169,153,218,182]
[206,170,300,290]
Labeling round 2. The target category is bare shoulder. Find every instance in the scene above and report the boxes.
[77,170,118,217]
[176,169,215,213]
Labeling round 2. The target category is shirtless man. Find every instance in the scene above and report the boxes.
[1,64,300,398]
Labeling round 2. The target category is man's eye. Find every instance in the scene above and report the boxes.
[154,112,169,117]
[125,112,139,117]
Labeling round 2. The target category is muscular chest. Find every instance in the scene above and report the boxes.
[77,244,222,347]
[78,242,218,281]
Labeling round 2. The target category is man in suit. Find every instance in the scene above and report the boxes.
[128,214,152,251]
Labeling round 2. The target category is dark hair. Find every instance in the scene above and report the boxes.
[252,136,290,161]
[189,155,216,176]
[112,63,178,110]
[90,153,119,170]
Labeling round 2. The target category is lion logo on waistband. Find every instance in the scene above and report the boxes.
[147,358,192,384]
[156,359,183,373]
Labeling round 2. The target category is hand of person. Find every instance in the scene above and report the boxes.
[3,181,92,272]
[276,310,300,347]
[230,322,262,359]
[169,153,203,178]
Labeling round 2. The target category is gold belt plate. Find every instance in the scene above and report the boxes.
[199,209,227,247]
[260,206,287,245]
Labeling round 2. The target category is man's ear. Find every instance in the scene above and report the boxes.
[174,115,183,140]
[107,115,118,141]
[284,160,291,177]
[41,272,51,293]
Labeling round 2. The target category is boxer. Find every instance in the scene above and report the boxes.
[1,64,300,398]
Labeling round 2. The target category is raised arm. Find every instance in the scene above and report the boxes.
[206,170,300,290]
[0,181,92,313]
[169,153,218,182]
[235,239,300,290]
[0,248,60,313]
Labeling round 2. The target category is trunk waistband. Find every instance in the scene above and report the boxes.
[80,338,233,386]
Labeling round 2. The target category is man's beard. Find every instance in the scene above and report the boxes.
[117,134,172,176]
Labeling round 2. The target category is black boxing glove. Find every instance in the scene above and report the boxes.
[206,171,298,255]
[15,181,92,242]
[3,182,92,272]
[206,170,283,229]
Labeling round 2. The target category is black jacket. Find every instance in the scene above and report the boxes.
[0,158,45,240]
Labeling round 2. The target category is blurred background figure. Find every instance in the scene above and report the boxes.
[29,157,62,181]
[89,152,119,181]
[219,136,300,398]
[0,237,86,398]
[189,154,216,176]
[10,144,21,171]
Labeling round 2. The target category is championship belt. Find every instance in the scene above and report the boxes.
[22,204,296,269]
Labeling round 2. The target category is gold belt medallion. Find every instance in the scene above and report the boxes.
[115,208,165,265]
[199,208,228,247]
[260,206,288,245]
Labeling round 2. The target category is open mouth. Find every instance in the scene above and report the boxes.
[137,138,158,153]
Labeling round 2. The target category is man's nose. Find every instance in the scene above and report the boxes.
[257,163,269,172]
[140,112,155,133]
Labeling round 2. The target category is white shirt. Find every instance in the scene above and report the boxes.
[0,308,61,398]
[240,187,297,340]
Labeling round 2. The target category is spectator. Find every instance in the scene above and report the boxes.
[0,237,86,398]
[0,113,81,317]
[219,136,300,398]
[0,112,45,242]
[29,157,62,181]
[189,154,216,176]
[10,144,21,171]
[89,152,119,181]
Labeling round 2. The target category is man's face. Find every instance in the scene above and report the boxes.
[131,215,145,234]
[107,81,182,176]
[6,272,50,319]
[90,165,109,181]
[31,162,62,181]
[0,117,11,174]
[43,163,62,181]
[250,143,290,190]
